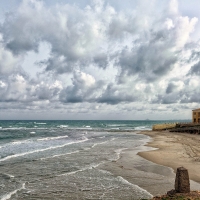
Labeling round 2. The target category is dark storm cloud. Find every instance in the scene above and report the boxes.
[1,1,112,74]
[152,78,200,105]
[107,14,137,39]
[59,72,138,105]
[0,0,180,78]
[116,29,178,82]
[59,71,104,103]
[180,89,200,103]
[166,82,177,94]
[39,55,73,74]
[93,53,109,69]
[0,70,63,105]
[186,43,200,63]
[0,41,21,74]
[1,0,196,79]
[97,83,137,104]
[152,82,181,104]
[188,61,200,76]
[2,12,41,55]
[162,93,180,104]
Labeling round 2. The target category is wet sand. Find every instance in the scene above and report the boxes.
[138,130,200,183]
[99,146,175,197]
[99,131,200,197]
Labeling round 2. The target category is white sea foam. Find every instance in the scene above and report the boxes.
[30,132,36,134]
[0,138,88,162]
[34,122,46,125]
[72,127,92,130]
[83,147,90,150]
[59,161,106,177]
[117,176,153,197]
[134,126,151,131]
[37,135,68,141]
[60,169,83,176]
[114,148,127,154]
[40,150,80,160]
[10,140,31,145]
[91,138,116,148]
[113,148,127,161]
[1,183,25,200]
[97,169,113,175]
[106,124,127,127]
[57,125,68,128]
[0,138,34,149]
[2,173,15,179]
[11,141,23,145]
[92,141,107,148]
[32,128,47,130]
[94,169,153,198]
[79,136,88,140]
[3,127,26,130]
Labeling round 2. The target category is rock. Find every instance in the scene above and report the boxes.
[175,167,190,193]
[167,189,176,196]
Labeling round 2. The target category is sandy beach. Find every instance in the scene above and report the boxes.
[138,131,200,183]
[99,130,200,197]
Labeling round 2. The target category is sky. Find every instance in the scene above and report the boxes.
[0,0,200,120]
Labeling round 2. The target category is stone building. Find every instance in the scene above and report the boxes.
[192,108,200,123]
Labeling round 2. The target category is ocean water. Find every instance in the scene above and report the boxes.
[0,120,187,199]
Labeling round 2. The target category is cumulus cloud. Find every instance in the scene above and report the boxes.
[0,34,21,74]
[97,83,137,104]
[0,0,200,119]
[2,0,112,72]
[188,61,200,76]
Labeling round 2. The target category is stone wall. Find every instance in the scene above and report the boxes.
[152,123,177,131]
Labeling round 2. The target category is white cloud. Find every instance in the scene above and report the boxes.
[169,0,179,15]
[174,16,198,49]
[164,18,174,30]
[0,0,200,119]
[0,38,21,74]
[76,71,96,87]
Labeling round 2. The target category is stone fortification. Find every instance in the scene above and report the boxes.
[152,123,177,131]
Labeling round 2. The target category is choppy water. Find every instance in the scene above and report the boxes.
[0,120,190,199]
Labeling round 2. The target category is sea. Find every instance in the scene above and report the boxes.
[0,120,191,200]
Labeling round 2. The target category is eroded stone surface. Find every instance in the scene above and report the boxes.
[175,167,190,193]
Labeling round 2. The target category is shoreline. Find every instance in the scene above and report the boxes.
[98,131,200,197]
[138,130,200,184]
[98,132,178,197]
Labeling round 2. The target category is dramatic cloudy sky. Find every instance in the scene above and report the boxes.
[0,0,200,120]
